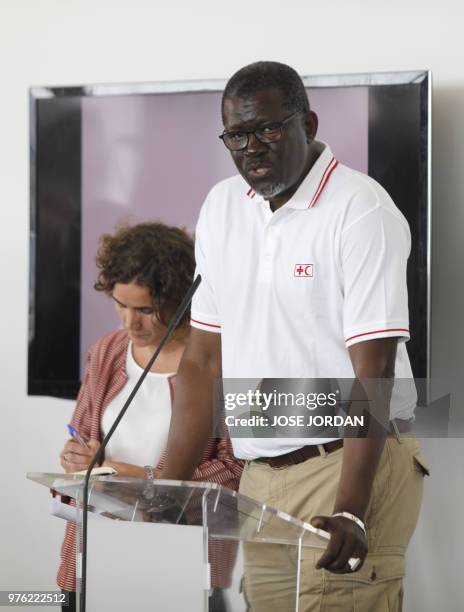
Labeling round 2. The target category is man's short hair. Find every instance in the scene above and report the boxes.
[222,61,310,118]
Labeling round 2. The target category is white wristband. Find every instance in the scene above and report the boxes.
[332,512,366,536]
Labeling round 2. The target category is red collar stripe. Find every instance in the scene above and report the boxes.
[309,157,339,209]
[245,156,338,206]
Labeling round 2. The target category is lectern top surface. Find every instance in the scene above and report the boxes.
[27,472,328,548]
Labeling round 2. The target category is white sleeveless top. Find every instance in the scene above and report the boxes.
[102,342,174,466]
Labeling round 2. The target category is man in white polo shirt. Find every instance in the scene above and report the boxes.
[161,61,428,611]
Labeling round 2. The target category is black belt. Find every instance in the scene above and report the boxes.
[253,419,413,468]
[254,439,344,468]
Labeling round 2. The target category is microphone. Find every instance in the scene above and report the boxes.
[79,274,202,612]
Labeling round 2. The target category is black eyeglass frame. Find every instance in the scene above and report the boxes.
[219,110,302,151]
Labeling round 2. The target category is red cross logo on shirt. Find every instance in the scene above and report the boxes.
[294,264,313,277]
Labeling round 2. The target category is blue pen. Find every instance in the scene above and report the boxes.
[67,424,89,448]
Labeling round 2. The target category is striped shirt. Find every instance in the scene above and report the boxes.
[57,329,243,591]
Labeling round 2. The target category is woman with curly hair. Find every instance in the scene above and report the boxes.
[57,222,242,611]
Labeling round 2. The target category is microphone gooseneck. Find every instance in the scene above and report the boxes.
[79,275,201,612]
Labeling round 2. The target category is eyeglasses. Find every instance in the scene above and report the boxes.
[219,111,301,151]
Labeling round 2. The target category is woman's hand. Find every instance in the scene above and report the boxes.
[60,438,100,473]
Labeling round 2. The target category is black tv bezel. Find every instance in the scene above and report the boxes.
[28,70,431,399]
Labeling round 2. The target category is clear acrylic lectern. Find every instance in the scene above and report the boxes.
[28,473,328,611]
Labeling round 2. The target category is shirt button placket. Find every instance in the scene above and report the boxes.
[260,223,277,282]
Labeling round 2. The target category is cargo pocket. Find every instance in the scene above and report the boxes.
[320,554,405,612]
[402,438,430,477]
[411,450,430,477]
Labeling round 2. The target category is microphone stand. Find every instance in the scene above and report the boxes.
[79,274,201,611]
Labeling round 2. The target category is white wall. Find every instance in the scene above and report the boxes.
[0,1,462,610]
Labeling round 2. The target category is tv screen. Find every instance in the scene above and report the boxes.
[28,70,431,398]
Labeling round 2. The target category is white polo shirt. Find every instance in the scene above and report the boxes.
[191,143,416,460]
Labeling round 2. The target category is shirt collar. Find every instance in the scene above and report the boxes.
[244,142,339,210]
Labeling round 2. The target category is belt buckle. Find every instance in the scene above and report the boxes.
[391,419,403,443]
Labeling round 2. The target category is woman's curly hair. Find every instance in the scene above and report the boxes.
[94,222,195,327]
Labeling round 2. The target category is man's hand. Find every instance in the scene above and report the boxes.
[311,515,368,573]
[60,438,100,473]
[309,338,398,574]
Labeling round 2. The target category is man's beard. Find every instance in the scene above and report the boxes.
[254,182,286,199]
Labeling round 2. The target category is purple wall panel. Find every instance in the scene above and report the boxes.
[310,87,368,172]
[80,87,368,373]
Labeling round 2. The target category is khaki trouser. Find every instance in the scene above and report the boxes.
[239,437,429,612]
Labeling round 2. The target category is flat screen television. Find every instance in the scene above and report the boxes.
[28,70,431,399]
